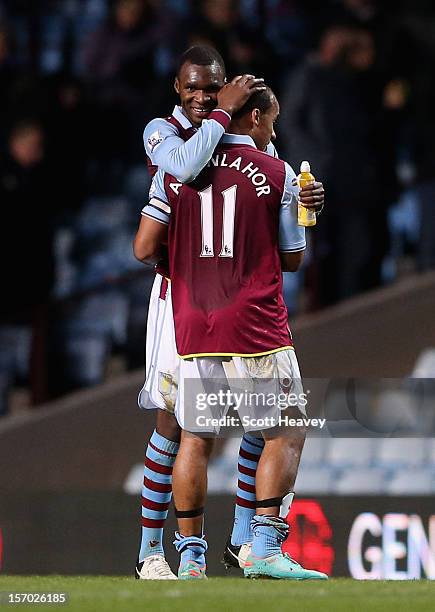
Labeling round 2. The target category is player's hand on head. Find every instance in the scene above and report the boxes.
[292,179,325,212]
[217,74,266,116]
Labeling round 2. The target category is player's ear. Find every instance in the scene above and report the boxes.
[252,108,260,127]
[174,77,180,94]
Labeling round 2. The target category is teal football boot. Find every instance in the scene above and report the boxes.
[174,532,208,580]
[244,552,328,580]
[178,560,207,580]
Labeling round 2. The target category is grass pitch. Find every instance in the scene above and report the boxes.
[0,576,434,612]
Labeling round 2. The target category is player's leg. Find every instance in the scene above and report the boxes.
[254,416,304,511]
[171,356,229,579]
[137,409,180,579]
[242,350,328,580]
[223,433,265,569]
[136,275,179,580]
[244,416,326,579]
[172,430,214,579]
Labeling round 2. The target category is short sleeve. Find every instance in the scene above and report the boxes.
[141,170,171,225]
[143,112,229,183]
[143,118,177,160]
[279,162,306,252]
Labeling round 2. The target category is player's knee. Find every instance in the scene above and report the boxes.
[156,409,181,443]
[182,433,215,460]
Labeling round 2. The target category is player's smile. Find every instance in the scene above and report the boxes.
[190,106,213,118]
[175,61,225,127]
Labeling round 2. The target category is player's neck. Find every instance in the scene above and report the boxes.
[226,125,260,150]
[227,122,253,138]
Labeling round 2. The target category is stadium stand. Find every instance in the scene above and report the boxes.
[1,0,435,415]
[1,272,435,497]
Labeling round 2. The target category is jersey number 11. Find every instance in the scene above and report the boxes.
[199,184,237,258]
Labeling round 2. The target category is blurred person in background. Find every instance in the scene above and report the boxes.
[261,0,311,87]
[0,21,23,144]
[400,3,435,272]
[82,0,179,174]
[43,73,91,215]
[188,0,272,86]
[0,22,14,122]
[281,25,399,307]
[0,119,56,406]
[83,0,163,89]
[413,80,435,272]
[0,14,56,151]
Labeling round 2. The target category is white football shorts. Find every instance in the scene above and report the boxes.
[176,348,306,433]
[137,274,179,414]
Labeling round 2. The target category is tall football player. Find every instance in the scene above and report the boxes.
[136,87,327,580]
[135,46,267,579]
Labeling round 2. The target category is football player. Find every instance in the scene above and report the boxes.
[136,87,327,580]
[135,45,268,579]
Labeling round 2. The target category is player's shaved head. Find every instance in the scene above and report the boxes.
[232,86,275,120]
[177,45,226,77]
[229,86,278,152]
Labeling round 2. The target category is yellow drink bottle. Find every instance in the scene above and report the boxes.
[297,161,316,227]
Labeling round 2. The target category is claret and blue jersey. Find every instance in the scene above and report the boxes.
[142,133,306,359]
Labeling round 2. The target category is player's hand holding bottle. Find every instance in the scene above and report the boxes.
[292,161,325,226]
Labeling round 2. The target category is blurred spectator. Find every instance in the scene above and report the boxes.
[83,0,160,87]
[82,0,175,170]
[0,18,54,147]
[0,119,55,319]
[263,0,311,72]
[413,80,435,271]
[0,119,56,406]
[188,0,273,83]
[0,21,21,143]
[43,72,92,214]
[281,25,399,307]
[401,5,435,271]
[329,1,405,81]
[320,1,388,46]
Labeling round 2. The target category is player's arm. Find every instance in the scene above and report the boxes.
[133,170,169,264]
[266,143,325,212]
[144,113,230,183]
[144,76,265,183]
[280,249,304,272]
[134,216,168,264]
[279,162,306,272]
[267,140,304,269]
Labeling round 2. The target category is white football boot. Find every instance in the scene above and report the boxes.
[135,555,178,580]
[222,538,252,569]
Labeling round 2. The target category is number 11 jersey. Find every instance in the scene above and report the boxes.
[142,134,306,359]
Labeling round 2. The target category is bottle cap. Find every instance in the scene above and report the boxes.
[300,161,311,173]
